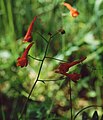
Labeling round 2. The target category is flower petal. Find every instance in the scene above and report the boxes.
[55,57,86,74]
[17,57,28,67]
[23,16,37,42]
[63,2,79,17]
[21,42,34,58]
[17,42,34,67]
[66,73,81,83]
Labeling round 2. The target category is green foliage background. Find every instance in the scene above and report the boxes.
[0,0,103,119]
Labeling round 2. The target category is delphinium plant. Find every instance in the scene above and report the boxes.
[16,2,103,120]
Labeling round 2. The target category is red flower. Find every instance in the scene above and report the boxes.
[55,57,86,74]
[17,42,34,67]
[63,2,79,17]
[64,73,81,83]
[23,16,37,42]
[55,57,86,82]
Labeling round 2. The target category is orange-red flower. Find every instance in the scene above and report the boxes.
[55,57,86,74]
[63,2,79,17]
[23,16,37,42]
[64,73,81,83]
[17,42,34,67]
[55,57,86,82]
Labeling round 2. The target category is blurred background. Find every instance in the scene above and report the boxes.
[0,0,103,119]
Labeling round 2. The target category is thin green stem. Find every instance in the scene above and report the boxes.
[19,31,61,119]
[36,31,48,43]
[1,0,8,31]
[50,31,60,38]
[28,55,42,61]
[69,79,73,120]
[19,36,52,120]
[45,56,68,63]
[38,78,65,82]
[7,0,15,36]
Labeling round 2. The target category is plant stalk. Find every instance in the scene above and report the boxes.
[19,36,51,119]
[69,79,73,120]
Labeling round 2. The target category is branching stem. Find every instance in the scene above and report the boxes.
[19,33,59,119]
[28,55,42,61]
[45,56,68,63]
[38,78,65,82]
[69,79,73,120]
[36,31,48,43]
